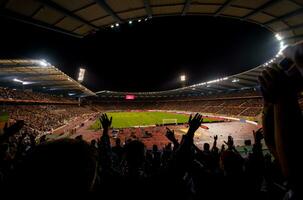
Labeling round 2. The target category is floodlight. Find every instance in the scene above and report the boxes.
[129,20,132,24]
[275,33,282,41]
[13,78,32,85]
[138,19,141,22]
[39,60,48,67]
[110,25,114,28]
[115,23,119,27]
[13,78,23,83]
[180,75,186,82]
[78,68,86,82]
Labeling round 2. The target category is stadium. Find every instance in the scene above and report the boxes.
[0,0,303,198]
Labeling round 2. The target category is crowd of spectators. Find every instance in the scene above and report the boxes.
[0,43,303,199]
[0,87,76,103]
[0,108,300,199]
[0,90,302,198]
[2,105,95,132]
[93,96,263,117]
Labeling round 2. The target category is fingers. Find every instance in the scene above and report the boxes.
[188,114,192,123]
[166,127,174,134]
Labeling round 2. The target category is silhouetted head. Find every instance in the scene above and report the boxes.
[203,143,210,151]
[91,139,96,146]
[75,135,83,140]
[115,138,121,146]
[11,139,97,193]
[125,140,145,169]
[152,144,158,152]
[165,143,172,151]
[39,135,47,143]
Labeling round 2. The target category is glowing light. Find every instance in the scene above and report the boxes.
[138,19,141,22]
[78,68,85,82]
[129,20,132,24]
[180,75,186,82]
[13,78,23,83]
[39,60,48,67]
[126,95,135,100]
[13,78,32,85]
[110,25,114,28]
[275,33,282,41]
[115,23,119,27]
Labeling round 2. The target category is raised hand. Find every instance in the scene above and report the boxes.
[187,113,203,137]
[165,127,177,142]
[258,64,296,103]
[224,136,234,149]
[253,128,264,144]
[1,120,24,143]
[99,113,112,131]
[214,135,218,141]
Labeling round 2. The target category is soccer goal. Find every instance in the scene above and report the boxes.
[162,119,178,125]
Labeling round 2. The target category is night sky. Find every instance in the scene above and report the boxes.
[0,15,279,92]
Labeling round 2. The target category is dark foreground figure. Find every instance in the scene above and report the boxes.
[1,43,303,199]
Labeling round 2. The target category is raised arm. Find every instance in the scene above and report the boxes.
[99,113,112,148]
[0,120,24,144]
[212,135,218,151]
[259,65,303,182]
[165,127,179,150]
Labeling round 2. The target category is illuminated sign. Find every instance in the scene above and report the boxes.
[125,94,135,100]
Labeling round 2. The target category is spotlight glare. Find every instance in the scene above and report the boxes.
[129,20,132,24]
[232,78,239,83]
[180,75,186,82]
[13,78,32,85]
[138,19,141,22]
[39,59,48,67]
[13,78,22,83]
[115,23,119,27]
[110,25,114,28]
[275,33,282,41]
[78,68,86,82]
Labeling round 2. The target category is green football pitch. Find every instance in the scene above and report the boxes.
[89,111,217,129]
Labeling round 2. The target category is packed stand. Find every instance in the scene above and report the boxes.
[1,43,303,199]
[1,105,95,132]
[93,96,263,117]
[0,87,76,103]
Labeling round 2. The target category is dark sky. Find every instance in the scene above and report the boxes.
[0,15,279,92]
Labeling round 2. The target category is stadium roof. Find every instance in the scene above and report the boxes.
[95,59,276,99]
[0,59,95,97]
[0,0,303,43]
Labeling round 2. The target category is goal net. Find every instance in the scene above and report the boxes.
[162,119,178,125]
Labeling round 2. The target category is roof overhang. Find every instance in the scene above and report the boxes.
[0,0,302,44]
[0,59,95,97]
